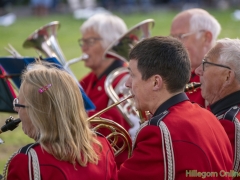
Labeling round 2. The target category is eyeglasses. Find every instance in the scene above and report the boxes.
[171,30,205,41]
[202,59,231,71]
[13,98,26,111]
[78,37,102,47]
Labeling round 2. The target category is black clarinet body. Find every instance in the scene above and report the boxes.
[0,116,21,134]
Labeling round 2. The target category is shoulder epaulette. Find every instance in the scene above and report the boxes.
[18,143,39,155]
[148,110,169,126]
[218,106,240,172]
[223,106,240,122]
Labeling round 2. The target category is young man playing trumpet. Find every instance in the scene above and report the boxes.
[118,36,233,180]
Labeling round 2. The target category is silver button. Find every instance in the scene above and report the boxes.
[97,86,102,91]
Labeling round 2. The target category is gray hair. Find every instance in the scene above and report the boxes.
[217,38,240,82]
[80,14,127,49]
[188,9,221,45]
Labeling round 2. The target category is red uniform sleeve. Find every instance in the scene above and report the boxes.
[118,125,165,180]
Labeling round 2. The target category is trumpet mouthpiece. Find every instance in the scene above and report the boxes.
[82,53,89,60]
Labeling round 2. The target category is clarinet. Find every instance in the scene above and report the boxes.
[0,116,21,134]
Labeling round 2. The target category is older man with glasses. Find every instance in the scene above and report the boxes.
[195,38,240,177]
[170,8,221,108]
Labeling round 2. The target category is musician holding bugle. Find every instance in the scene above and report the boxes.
[170,8,221,107]
[78,14,131,168]
[118,36,233,180]
[3,61,117,180]
[195,38,240,178]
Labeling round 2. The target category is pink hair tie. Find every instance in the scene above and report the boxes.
[38,84,52,94]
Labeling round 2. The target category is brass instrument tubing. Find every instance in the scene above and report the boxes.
[87,95,134,121]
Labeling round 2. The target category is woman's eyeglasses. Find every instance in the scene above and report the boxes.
[78,37,102,47]
[13,98,26,111]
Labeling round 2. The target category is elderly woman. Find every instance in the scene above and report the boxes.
[79,14,131,168]
[3,61,117,180]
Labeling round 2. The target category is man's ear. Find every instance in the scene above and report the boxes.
[153,75,163,90]
[203,31,212,45]
[224,70,235,86]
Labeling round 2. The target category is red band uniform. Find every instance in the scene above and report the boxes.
[209,90,240,179]
[80,60,130,169]
[118,93,233,180]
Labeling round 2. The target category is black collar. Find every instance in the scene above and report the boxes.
[98,60,124,80]
[153,93,189,116]
[210,90,240,115]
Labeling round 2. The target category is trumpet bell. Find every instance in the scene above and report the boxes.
[22,21,66,65]
[104,19,155,62]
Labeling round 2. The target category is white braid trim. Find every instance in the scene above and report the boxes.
[159,121,175,180]
[2,151,18,180]
[28,151,32,180]
[28,148,41,180]
[2,148,41,180]
[160,123,167,180]
[233,118,240,172]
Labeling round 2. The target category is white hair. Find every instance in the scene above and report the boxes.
[80,14,127,49]
[217,38,240,82]
[188,9,221,45]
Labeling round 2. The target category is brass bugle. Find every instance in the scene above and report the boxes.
[0,116,21,134]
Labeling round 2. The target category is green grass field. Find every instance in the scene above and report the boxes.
[0,6,240,172]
